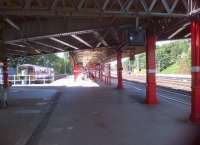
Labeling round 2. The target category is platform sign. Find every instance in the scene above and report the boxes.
[127,29,146,46]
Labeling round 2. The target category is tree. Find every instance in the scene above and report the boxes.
[8,52,73,74]
[130,39,190,74]
[156,40,190,72]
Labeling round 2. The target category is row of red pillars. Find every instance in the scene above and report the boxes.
[115,19,200,123]
[1,19,198,123]
[145,19,200,123]
[95,64,111,85]
[73,63,79,81]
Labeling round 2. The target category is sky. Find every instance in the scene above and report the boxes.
[56,52,65,58]
[156,40,172,46]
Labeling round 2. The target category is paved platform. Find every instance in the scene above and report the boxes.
[0,86,59,145]
[1,76,200,145]
[28,77,200,145]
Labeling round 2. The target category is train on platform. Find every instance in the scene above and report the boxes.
[17,64,54,83]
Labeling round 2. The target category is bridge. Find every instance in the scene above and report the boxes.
[0,0,200,145]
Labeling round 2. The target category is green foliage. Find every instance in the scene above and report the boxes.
[9,52,72,74]
[161,63,179,74]
[156,40,190,72]
[129,53,146,70]
[138,53,146,69]
[127,39,191,74]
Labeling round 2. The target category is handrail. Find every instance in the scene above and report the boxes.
[0,74,55,86]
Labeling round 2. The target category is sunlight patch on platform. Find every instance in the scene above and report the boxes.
[51,74,99,87]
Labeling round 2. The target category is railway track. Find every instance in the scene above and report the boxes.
[123,80,191,106]
[122,74,191,91]
[110,74,191,106]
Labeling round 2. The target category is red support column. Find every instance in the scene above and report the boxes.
[98,64,101,79]
[117,50,123,89]
[108,64,111,85]
[73,63,79,81]
[190,20,200,123]
[104,65,107,84]
[103,64,106,83]
[100,64,103,81]
[94,64,97,81]
[146,35,158,105]
[105,64,109,85]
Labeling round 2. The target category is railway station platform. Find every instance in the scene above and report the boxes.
[0,86,59,145]
[1,76,200,145]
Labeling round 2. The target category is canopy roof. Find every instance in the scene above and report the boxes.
[0,0,199,65]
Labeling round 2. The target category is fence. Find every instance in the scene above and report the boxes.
[0,74,55,86]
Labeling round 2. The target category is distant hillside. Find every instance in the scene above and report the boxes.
[161,52,191,74]
[130,39,191,75]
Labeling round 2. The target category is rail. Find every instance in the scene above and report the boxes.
[100,73,191,91]
[0,74,55,86]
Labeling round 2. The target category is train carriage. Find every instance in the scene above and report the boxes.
[17,64,54,83]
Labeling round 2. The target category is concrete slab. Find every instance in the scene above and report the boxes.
[20,78,200,145]
[0,87,60,145]
[1,77,200,145]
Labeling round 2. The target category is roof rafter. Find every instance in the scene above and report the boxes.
[168,22,190,39]
[78,0,86,10]
[93,31,108,47]
[161,0,171,14]
[31,41,63,52]
[6,48,26,53]
[102,0,110,11]
[50,37,79,49]
[117,0,124,11]
[149,0,157,11]
[181,0,188,11]
[140,0,149,12]
[125,0,134,11]
[5,18,20,30]
[170,0,179,13]
[71,35,92,48]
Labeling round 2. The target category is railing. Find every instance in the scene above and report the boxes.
[100,74,117,85]
[0,74,55,86]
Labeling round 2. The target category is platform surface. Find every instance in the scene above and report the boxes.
[0,76,200,145]
[0,86,59,145]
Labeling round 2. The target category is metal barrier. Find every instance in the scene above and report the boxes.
[0,74,55,86]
